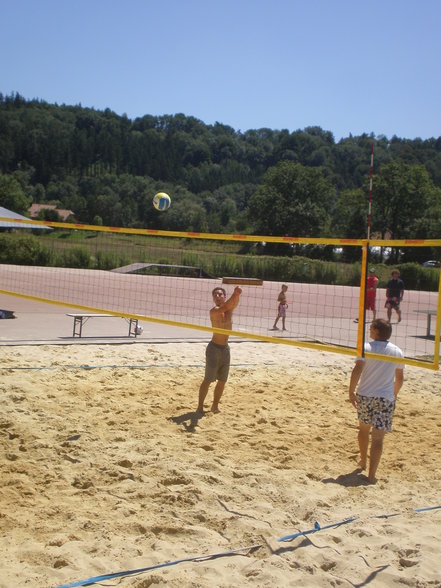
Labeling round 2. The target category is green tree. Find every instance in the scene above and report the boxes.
[248,162,335,237]
[332,187,367,238]
[38,208,61,222]
[165,199,208,232]
[0,173,32,214]
[330,187,367,261]
[372,162,438,239]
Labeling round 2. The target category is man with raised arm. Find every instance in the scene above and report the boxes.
[197,286,242,414]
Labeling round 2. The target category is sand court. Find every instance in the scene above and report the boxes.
[1,340,440,587]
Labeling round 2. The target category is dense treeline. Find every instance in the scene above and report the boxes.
[1,92,441,263]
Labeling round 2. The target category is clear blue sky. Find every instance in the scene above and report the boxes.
[2,0,440,141]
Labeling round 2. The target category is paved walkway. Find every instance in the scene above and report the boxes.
[0,296,208,345]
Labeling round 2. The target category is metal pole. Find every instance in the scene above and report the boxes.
[367,141,374,239]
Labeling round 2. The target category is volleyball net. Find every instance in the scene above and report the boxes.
[0,216,440,370]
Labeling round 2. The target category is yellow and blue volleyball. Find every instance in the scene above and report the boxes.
[153,192,171,211]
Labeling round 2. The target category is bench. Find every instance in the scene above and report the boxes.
[414,309,437,337]
[66,313,140,338]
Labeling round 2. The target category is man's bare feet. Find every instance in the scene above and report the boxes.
[196,407,205,415]
[210,406,220,414]
[358,460,367,470]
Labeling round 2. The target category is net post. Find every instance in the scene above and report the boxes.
[433,269,441,370]
[356,241,369,357]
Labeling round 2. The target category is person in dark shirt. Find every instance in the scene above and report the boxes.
[385,269,404,322]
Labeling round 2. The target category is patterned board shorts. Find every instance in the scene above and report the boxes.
[356,394,395,432]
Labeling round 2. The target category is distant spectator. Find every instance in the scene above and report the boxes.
[271,284,288,331]
[385,269,404,323]
[354,268,379,323]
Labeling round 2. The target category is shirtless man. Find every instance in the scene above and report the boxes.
[197,286,242,414]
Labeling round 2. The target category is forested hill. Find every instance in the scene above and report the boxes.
[1,92,441,242]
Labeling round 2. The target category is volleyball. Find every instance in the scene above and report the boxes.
[153,192,171,211]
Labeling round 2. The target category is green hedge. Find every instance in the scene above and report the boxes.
[0,234,54,265]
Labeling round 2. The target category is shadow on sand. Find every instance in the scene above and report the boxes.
[322,468,372,487]
[169,411,204,432]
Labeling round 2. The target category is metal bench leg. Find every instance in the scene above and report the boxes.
[427,314,432,337]
[73,317,83,337]
[128,318,139,337]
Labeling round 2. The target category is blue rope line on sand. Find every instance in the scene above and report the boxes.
[414,505,441,513]
[57,505,441,588]
[57,544,262,588]
[278,505,441,542]
[278,516,358,542]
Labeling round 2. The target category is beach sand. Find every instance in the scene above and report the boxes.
[1,341,440,587]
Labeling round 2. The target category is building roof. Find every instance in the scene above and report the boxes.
[28,203,74,221]
[0,206,52,230]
